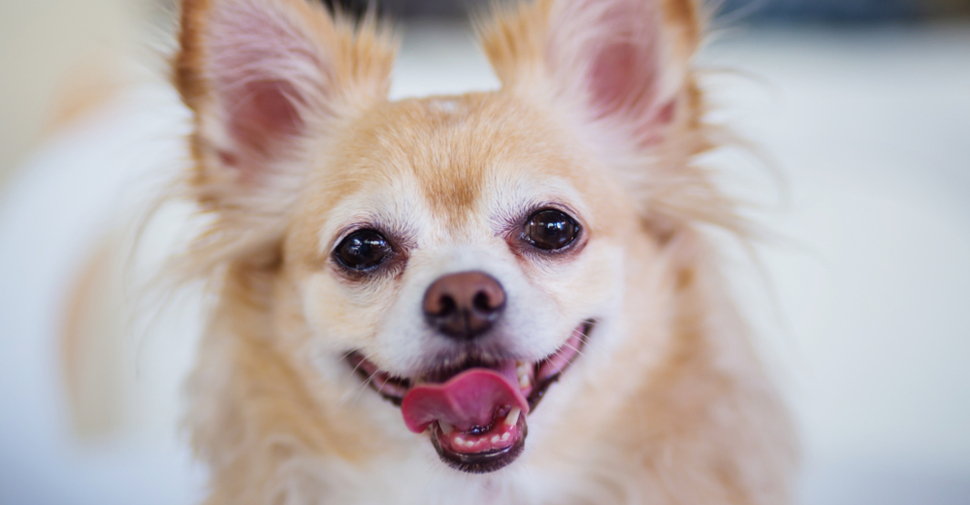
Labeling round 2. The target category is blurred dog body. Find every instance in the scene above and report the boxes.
[66,0,795,503]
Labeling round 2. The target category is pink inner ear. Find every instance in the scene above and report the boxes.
[590,42,649,119]
[227,79,304,159]
[206,0,327,170]
[569,0,674,146]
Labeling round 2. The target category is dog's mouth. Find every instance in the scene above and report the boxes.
[345,320,593,473]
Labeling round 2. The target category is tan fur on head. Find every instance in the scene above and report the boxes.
[171,0,796,503]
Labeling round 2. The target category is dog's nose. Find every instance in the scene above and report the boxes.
[423,271,506,340]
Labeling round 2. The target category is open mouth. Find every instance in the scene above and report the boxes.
[345,320,593,473]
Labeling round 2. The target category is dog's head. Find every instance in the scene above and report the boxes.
[177,0,712,474]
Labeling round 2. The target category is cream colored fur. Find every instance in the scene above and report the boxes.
[169,0,796,503]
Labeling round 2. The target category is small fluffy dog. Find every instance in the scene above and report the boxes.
[169,0,796,502]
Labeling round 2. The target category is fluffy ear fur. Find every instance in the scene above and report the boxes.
[478,0,736,233]
[175,0,395,266]
[479,0,701,148]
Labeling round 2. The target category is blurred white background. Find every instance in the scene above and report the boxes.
[1,1,969,504]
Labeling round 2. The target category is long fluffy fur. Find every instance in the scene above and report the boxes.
[165,0,797,503]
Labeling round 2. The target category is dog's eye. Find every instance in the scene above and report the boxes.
[334,230,392,271]
[522,209,580,251]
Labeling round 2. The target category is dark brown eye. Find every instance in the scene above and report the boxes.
[522,209,580,251]
[334,230,392,271]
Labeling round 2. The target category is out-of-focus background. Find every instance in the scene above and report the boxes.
[1,0,969,504]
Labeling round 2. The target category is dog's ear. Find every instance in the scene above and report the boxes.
[479,0,703,152]
[175,0,395,252]
[479,0,737,233]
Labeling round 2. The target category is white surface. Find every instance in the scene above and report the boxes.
[1,22,968,504]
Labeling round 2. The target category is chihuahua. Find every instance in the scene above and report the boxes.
[169,0,796,503]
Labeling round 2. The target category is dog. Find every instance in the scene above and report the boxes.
[164,0,796,502]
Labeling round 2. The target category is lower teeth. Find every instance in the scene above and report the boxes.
[504,407,521,426]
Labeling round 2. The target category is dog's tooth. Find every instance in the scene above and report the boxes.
[505,407,521,426]
[455,436,465,445]
[491,435,500,443]
[516,362,531,389]
[501,432,510,442]
[439,421,454,434]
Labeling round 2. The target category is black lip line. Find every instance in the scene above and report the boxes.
[345,319,595,412]
[526,319,594,411]
[430,415,529,473]
[345,352,410,406]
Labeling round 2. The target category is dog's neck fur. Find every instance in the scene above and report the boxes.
[185,227,794,505]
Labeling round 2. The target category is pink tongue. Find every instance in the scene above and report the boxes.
[400,368,529,433]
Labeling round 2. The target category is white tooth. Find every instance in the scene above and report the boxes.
[501,432,510,442]
[505,407,521,426]
[491,435,500,443]
[455,436,465,444]
[465,440,476,448]
[439,421,454,434]
[516,362,531,390]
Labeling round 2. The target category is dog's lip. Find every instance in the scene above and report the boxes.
[430,406,528,473]
[346,320,592,473]
[344,319,594,413]
[345,352,411,406]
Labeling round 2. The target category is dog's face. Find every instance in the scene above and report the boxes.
[177,0,704,474]
[283,95,638,471]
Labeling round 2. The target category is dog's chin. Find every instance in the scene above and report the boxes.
[345,320,594,473]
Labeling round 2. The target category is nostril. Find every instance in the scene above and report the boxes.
[437,295,458,317]
[473,291,496,314]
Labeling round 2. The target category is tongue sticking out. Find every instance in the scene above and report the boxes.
[401,368,529,434]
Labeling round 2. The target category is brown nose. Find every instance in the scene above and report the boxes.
[423,271,506,340]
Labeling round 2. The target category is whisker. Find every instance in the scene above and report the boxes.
[560,341,589,359]
[349,368,383,406]
[347,354,368,377]
[343,350,386,405]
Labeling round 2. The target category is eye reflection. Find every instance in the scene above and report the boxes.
[522,209,580,251]
[335,229,392,271]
